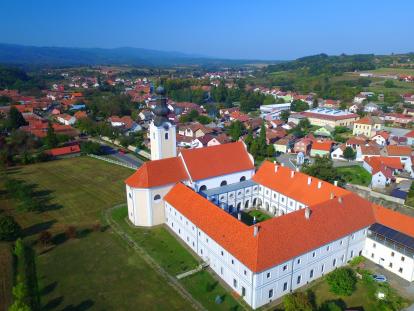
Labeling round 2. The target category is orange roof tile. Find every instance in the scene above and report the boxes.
[125,157,189,188]
[165,183,376,272]
[386,145,412,156]
[47,144,80,156]
[405,130,414,138]
[373,205,414,238]
[180,142,254,181]
[311,140,333,152]
[252,161,348,206]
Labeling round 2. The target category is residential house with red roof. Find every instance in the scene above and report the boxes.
[385,145,413,176]
[352,115,383,138]
[363,156,403,188]
[310,140,333,157]
[56,113,76,126]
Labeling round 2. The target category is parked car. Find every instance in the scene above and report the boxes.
[372,274,387,282]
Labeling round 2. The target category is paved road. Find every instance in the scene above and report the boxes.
[100,145,143,168]
[276,153,298,169]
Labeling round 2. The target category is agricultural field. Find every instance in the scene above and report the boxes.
[0,157,193,310]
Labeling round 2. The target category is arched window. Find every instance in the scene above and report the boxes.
[240,176,246,182]
[165,132,169,140]
[220,180,227,187]
[154,194,161,201]
[199,185,207,192]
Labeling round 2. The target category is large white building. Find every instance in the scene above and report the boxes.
[125,88,414,309]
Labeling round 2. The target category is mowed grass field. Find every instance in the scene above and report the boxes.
[337,165,372,187]
[0,157,193,311]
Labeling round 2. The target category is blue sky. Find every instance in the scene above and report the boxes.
[0,0,413,60]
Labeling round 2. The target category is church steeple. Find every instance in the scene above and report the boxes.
[149,85,177,160]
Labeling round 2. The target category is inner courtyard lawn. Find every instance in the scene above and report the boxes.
[241,209,272,225]
[0,157,193,311]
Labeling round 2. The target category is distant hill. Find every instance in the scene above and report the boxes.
[0,43,280,67]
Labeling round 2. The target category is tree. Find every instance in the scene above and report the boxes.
[0,215,21,241]
[7,106,27,129]
[280,110,290,122]
[227,120,245,141]
[266,144,275,158]
[326,267,357,296]
[244,128,253,148]
[44,122,58,148]
[283,292,313,311]
[384,80,395,88]
[343,147,356,160]
[301,157,342,184]
[80,141,102,155]
[312,98,319,108]
[319,300,344,311]
[8,300,31,311]
[291,99,309,112]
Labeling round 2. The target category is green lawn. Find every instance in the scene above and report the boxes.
[0,243,13,311]
[112,206,246,311]
[241,209,272,225]
[0,157,194,310]
[337,165,372,187]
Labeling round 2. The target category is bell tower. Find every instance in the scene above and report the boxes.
[150,86,177,160]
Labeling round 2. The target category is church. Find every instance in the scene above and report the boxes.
[125,87,414,309]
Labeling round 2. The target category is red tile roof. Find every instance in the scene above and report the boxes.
[373,205,414,238]
[47,144,80,157]
[165,182,376,272]
[180,142,254,181]
[386,145,412,156]
[311,140,333,152]
[125,157,189,188]
[252,161,348,206]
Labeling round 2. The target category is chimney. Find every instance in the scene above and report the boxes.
[338,196,343,204]
[307,176,312,185]
[275,165,279,173]
[330,192,334,200]
[253,216,257,225]
[253,225,259,237]
[238,213,241,221]
[291,171,295,178]
[305,207,311,220]
[334,180,338,186]
[318,181,322,189]
[295,167,300,172]
[281,163,285,167]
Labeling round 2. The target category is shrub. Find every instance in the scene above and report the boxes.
[326,267,357,296]
[0,215,21,241]
[283,292,313,311]
[38,230,52,246]
[92,221,101,232]
[349,255,365,268]
[65,226,77,239]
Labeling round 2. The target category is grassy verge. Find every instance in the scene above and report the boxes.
[112,206,245,311]
[0,243,13,311]
[337,165,372,187]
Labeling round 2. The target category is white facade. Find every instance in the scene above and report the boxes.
[364,236,414,282]
[150,121,177,160]
[165,201,368,309]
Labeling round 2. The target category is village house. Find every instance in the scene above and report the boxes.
[310,140,333,157]
[371,131,390,147]
[294,108,359,127]
[56,113,76,126]
[363,157,404,188]
[385,145,413,176]
[331,144,347,161]
[352,116,383,138]
[293,136,313,155]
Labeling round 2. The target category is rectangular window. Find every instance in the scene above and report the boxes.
[399,268,403,273]
[310,269,314,278]
[283,265,288,271]
[244,270,247,276]
[350,250,354,258]
[312,252,316,258]
[220,267,223,275]
[242,287,246,297]
[297,275,301,284]
[266,272,271,279]
[373,243,376,248]
[297,258,301,264]
[231,259,234,265]
[321,264,325,273]
[389,262,393,268]
[268,289,273,298]
[283,282,288,291]
[391,252,395,257]
[371,253,374,258]
[221,251,224,256]
[233,279,237,288]
[401,256,405,262]
[333,259,337,267]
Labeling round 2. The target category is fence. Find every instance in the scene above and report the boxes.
[88,154,138,170]
[345,183,405,205]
